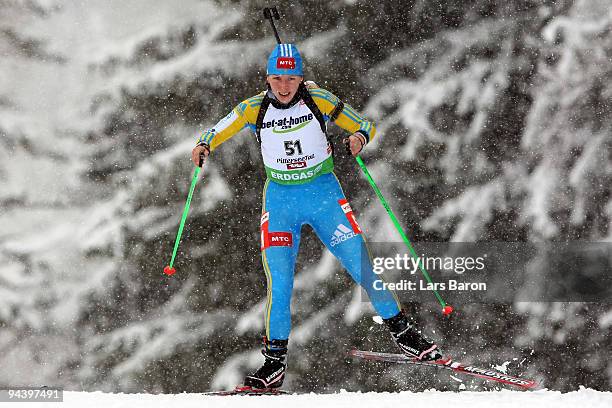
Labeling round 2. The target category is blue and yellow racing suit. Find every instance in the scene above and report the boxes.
[199,85,401,341]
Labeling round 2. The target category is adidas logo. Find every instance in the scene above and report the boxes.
[330,224,357,247]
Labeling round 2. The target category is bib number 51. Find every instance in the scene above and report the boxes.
[284,140,303,156]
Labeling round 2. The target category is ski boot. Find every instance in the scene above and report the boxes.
[384,310,442,361]
[243,338,288,389]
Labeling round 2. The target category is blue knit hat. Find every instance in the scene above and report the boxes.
[266,43,303,76]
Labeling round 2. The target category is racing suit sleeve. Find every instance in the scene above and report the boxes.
[308,87,377,143]
[196,93,263,151]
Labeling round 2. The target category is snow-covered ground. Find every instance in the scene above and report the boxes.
[26,388,611,408]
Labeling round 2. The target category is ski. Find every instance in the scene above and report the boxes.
[204,385,290,396]
[349,349,538,389]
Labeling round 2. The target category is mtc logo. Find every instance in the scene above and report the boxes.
[276,57,295,69]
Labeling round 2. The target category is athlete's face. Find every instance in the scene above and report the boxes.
[267,75,303,104]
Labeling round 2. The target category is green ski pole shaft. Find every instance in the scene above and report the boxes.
[164,166,201,275]
[355,156,453,315]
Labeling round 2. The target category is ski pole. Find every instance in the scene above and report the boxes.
[164,155,204,276]
[355,155,453,316]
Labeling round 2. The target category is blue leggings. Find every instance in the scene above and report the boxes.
[260,172,401,341]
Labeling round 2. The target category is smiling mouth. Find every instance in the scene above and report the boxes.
[279,92,290,97]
